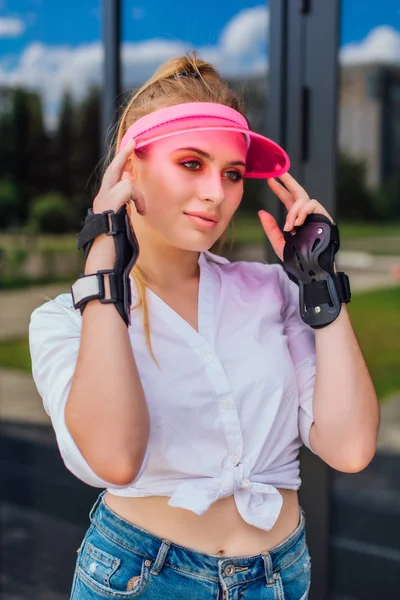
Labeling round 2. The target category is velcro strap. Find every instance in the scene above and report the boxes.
[304,280,330,309]
[334,271,351,303]
[77,210,127,250]
[304,272,351,309]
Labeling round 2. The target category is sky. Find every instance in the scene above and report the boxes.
[1,0,399,129]
[1,0,400,48]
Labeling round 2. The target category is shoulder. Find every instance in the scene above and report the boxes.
[29,291,81,332]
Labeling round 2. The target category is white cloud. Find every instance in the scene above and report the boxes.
[0,41,103,129]
[122,39,187,86]
[7,8,400,133]
[0,5,270,130]
[340,25,400,65]
[220,5,268,70]
[0,16,26,37]
[121,5,269,85]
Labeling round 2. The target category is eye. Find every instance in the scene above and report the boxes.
[181,160,202,170]
[226,170,244,183]
[180,161,244,183]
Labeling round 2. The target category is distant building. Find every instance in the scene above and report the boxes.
[232,62,400,189]
[339,63,400,188]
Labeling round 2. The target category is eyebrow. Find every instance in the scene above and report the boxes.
[173,147,246,168]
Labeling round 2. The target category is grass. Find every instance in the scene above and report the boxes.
[0,275,75,291]
[0,338,32,372]
[346,285,400,402]
[1,286,399,402]
[0,232,78,253]
[1,218,400,253]
[228,216,400,254]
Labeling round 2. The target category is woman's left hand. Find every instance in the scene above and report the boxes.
[258,172,334,263]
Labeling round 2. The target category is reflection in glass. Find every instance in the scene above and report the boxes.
[331,2,400,598]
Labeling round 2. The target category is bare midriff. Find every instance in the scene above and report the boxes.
[103,488,300,557]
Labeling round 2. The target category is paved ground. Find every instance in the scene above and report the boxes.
[1,249,399,342]
[1,503,81,600]
[0,282,68,342]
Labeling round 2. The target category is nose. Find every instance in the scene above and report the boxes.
[197,170,225,205]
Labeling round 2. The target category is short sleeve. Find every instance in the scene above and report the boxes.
[28,294,149,487]
[276,265,317,453]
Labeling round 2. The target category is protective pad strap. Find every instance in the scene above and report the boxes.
[77,209,126,259]
[72,205,139,327]
[304,272,351,310]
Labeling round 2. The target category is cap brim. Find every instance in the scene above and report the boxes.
[121,113,290,179]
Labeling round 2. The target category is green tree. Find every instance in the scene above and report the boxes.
[27,192,76,234]
[51,90,76,199]
[336,151,377,221]
[371,176,400,221]
[72,85,102,224]
[0,87,50,226]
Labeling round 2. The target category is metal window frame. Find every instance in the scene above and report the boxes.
[266,2,341,598]
[102,0,121,158]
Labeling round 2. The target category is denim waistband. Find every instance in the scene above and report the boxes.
[88,490,307,585]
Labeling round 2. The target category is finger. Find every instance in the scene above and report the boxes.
[94,178,146,216]
[94,179,132,212]
[258,210,285,262]
[267,177,294,210]
[114,179,146,216]
[101,139,136,192]
[278,172,310,202]
[293,200,332,227]
[283,197,310,231]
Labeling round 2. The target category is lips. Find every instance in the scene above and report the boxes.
[184,213,219,230]
[184,212,219,223]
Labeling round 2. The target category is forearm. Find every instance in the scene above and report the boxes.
[66,240,150,485]
[309,303,380,472]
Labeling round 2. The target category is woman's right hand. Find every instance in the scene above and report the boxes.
[93,139,145,215]
[85,140,144,272]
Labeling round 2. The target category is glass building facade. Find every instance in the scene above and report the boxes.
[0,1,399,598]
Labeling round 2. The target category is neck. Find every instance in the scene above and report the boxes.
[134,240,201,291]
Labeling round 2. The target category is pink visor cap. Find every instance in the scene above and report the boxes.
[118,102,290,179]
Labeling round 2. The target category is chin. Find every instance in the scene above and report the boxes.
[177,239,217,253]
[165,229,219,253]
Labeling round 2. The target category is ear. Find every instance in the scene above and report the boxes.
[121,155,134,180]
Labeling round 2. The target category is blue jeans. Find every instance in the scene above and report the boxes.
[70,489,311,599]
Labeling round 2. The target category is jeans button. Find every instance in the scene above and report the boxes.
[224,564,235,576]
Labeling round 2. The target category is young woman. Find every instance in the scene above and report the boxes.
[29,52,379,600]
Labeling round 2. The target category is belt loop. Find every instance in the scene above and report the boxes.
[89,490,106,522]
[261,551,274,586]
[150,540,171,576]
[299,505,306,527]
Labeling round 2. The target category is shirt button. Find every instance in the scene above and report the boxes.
[242,479,251,488]
[221,399,230,409]
[204,353,213,362]
[230,454,239,465]
[222,484,229,492]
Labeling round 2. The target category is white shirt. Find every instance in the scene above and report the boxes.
[29,250,316,532]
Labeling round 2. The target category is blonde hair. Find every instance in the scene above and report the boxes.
[108,50,247,366]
